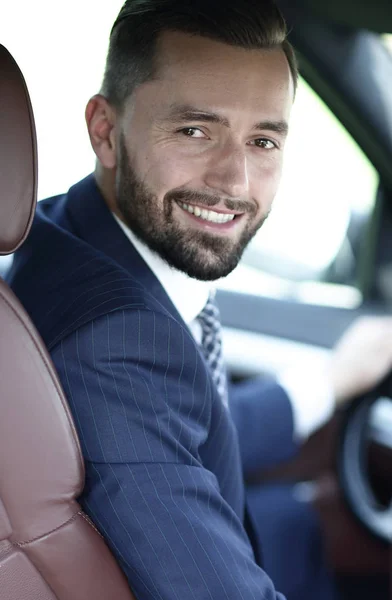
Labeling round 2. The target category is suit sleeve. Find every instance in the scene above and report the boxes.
[229,377,299,478]
[50,308,286,600]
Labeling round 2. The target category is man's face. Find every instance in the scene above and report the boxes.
[114,31,294,280]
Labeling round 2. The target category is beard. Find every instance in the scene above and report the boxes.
[115,135,269,281]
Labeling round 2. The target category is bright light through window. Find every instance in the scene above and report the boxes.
[1,1,125,199]
[384,34,392,54]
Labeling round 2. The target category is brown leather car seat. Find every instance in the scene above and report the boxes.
[0,45,135,600]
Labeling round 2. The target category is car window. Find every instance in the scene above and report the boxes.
[218,77,379,309]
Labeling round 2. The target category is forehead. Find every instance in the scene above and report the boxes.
[145,31,294,121]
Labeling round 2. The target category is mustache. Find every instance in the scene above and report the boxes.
[166,189,257,215]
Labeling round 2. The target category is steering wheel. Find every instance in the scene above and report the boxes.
[338,375,392,544]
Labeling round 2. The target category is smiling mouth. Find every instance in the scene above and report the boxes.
[176,201,240,224]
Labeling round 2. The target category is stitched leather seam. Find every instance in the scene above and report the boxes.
[14,510,82,547]
[79,511,103,538]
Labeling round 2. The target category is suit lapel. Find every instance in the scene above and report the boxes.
[64,174,189,328]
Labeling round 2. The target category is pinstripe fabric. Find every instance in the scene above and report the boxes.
[7,175,288,599]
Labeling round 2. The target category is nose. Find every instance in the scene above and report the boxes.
[203,141,249,199]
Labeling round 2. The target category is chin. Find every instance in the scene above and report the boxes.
[181,257,240,281]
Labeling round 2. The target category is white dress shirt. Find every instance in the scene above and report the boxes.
[114,214,335,441]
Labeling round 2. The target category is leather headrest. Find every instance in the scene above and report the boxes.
[0,45,37,255]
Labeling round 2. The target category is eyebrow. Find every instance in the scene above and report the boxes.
[165,104,289,136]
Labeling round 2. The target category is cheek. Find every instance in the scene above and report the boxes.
[250,159,284,211]
[139,148,204,196]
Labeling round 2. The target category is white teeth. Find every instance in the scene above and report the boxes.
[177,201,235,224]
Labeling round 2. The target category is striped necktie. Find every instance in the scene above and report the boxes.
[197,294,228,408]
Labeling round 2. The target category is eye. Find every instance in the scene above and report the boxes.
[178,127,206,139]
[249,138,277,150]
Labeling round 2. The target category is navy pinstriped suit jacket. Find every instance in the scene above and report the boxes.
[8,175,297,599]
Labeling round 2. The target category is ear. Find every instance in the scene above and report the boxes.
[85,95,117,169]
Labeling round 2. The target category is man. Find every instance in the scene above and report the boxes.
[7,1,392,598]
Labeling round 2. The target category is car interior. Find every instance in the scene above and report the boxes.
[1,0,392,598]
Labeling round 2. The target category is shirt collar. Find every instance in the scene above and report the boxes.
[113,214,212,326]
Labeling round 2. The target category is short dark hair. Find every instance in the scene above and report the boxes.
[101,0,298,109]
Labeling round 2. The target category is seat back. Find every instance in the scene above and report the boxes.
[0,44,135,600]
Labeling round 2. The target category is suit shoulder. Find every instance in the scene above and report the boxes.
[8,210,175,350]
